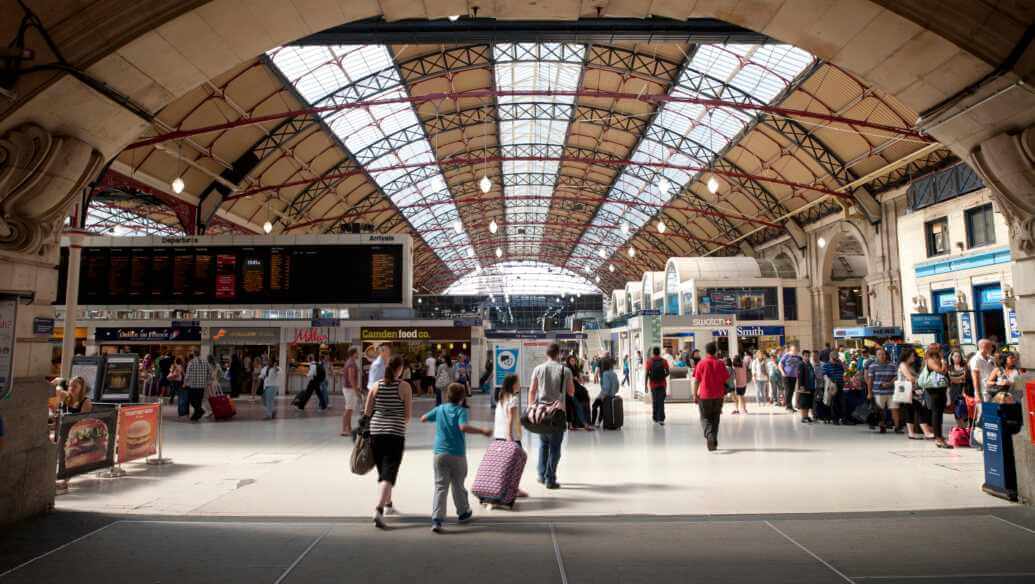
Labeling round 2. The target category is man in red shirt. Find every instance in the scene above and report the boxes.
[643,347,670,425]
[693,342,730,451]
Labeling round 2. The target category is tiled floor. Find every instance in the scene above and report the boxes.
[52,384,1008,518]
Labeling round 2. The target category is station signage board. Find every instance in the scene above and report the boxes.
[361,327,470,342]
[713,326,785,337]
[211,327,280,345]
[95,326,202,343]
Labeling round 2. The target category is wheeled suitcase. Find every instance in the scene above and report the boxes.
[293,382,316,409]
[472,440,527,507]
[602,396,623,430]
[208,385,236,420]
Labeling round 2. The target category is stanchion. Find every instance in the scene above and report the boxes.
[147,396,172,466]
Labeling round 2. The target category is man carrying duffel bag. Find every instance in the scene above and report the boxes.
[524,343,575,490]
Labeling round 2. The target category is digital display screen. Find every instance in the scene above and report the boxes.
[71,244,404,305]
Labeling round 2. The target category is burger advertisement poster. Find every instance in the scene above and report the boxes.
[57,409,117,479]
[116,404,160,463]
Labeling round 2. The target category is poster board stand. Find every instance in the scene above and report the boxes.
[146,396,172,466]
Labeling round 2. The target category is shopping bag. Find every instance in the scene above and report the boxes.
[350,417,375,475]
[892,379,913,404]
[851,401,876,424]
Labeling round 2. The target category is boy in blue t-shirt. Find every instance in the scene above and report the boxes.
[420,382,492,532]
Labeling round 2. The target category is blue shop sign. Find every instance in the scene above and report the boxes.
[310,318,340,327]
[910,313,945,334]
[976,285,1003,310]
[833,326,902,339]
[453,318,482,327]
[712,326,785,337]
[933,289,956,313]
[639,308,661,316]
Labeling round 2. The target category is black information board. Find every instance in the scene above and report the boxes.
[69,245,403,305]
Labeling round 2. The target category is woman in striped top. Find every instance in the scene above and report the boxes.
[363,354,413,528]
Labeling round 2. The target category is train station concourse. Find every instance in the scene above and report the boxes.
[2,1,1035,582]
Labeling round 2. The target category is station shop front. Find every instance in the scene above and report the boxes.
[91,325,203,362]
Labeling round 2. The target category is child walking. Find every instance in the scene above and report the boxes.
[420,382,492,533]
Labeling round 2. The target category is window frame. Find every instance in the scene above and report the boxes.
[965,203,996,249]
[924,216,950,258]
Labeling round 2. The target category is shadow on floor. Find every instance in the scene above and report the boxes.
[715,448,824,454]
[555,482,678,492]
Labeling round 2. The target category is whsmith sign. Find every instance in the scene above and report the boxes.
[361,327,470,342]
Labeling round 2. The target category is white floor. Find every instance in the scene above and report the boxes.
[55,385,1009,518]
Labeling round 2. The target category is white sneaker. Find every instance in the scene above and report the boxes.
[374,508,386,529]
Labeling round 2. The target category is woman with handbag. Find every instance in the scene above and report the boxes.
[364,355,413,529]
[986,352,1021,401]
[921,346,951,448]
[946,350,969,429]
[897,351,922,439]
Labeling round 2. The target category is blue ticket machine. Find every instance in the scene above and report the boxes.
[981,402,1024,501]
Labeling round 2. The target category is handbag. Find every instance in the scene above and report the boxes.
[892,377,913,404]
[521,400,567,434]
[350,417,375,475]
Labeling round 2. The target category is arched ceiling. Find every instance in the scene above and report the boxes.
[105,20,956,295]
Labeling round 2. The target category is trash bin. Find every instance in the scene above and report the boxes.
[981,401,1024,501]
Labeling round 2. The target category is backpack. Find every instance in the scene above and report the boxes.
[435,364,452,390]
[648,358,667,382]
[315,363,326,383]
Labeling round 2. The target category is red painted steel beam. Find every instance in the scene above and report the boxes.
[125,88,931,151]
[228,153,853,202]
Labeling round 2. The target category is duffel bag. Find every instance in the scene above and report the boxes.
[521,400,566,434]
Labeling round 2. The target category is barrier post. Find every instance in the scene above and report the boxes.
[146,396,172,466]
[99,403,127,478]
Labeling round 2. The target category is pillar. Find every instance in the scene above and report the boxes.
[0,123,103,525]
[60,236,83,379]
[276,340,289,396]
[968,125,1035,505]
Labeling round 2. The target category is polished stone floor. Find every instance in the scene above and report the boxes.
[52,385,1006,518]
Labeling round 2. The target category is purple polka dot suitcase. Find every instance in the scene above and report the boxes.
[472,439,527,507]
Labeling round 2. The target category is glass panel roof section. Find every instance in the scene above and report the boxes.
[568,43,813,272]
[444,261,599,296]
[269,45,478,275]
[86,205,185,237]
[494,43,585,257]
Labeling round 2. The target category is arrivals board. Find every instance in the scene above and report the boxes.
[62,234,410,306]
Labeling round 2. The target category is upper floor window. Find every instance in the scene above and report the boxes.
[965,204,996,248]
[925,217,949,257]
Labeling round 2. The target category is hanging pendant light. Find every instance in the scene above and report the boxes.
[608,264,615,273]
[597,248,606,259]
[628,247,636,258]
[817,236,827,248]
[707,175,720,194]
[595,275,601,283]
[489,219,498,234]
[171,176,185,194]
[495,246,503,258]
[262,220,273,234]
[480,175,492,193]
[657,220,667,234]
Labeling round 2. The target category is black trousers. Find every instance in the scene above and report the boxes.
[591,398,604,425]
[927,388,948,439]
[187,386,205,420]
[651,388,666,422]
[698,398,723,446]
[783,376,797,408]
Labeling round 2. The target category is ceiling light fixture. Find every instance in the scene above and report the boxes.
[597,248,606,259]
[489,219,498,234]
[495,247,503,258]
[447,14,460,21]
[171,176,185,194]
[657,220,667,234]
[817,236,827,248]
[171,140,185,194]
[263,220,273,234]
[480,175,492,193]
[707,175,720,194]
[608,264,615,273]
[628,247,636,258]
[595,275,601,283]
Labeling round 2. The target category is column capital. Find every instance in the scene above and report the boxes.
[968,125,1035,258]
[0,123,103,257]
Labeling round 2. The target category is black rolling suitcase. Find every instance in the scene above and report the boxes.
[293,380,316,409]
[602,396,624,430]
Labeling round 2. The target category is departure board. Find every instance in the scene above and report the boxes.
[68,243,404,305]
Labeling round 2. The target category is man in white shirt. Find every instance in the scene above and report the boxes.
[528,343,576,490]
[368,344,391,391]
[969,338,997,402]
[424,352,438,396]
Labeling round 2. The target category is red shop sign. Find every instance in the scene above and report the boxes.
[292,328,329,344]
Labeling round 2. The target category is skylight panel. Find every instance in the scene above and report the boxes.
[445,261,597,296]
[269,44,478,274]
[567,43,814,274]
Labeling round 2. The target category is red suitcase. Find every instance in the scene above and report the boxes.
[472,440,526,507]
[209,391,236,420]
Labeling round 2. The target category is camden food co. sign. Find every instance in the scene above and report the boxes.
[360,327,470,342]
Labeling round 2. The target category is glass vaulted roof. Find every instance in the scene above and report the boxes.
[568,44,814,274]
[265,40,815,297]
[445,261,598,296]
[268,44,479,276]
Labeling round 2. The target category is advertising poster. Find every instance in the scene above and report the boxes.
[960,312,974,344]
[116,404,160,463]
[521,340,552,387]
[494,345,520,388]
[0,298,15,401]
[57,408,117,479]
[1009,310,1020,343]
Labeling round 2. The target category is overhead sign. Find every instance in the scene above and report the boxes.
[453,318,482,328]
[687,316,734,328]
[361,327,471,342]
[32,317,55,336]
[211,327,280,345]
[833,326,903,339]
[910,313,945,335]
[311,318,341,328]
[95,326,202,343]
[713,326,785,337]
[639,309,662,316]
